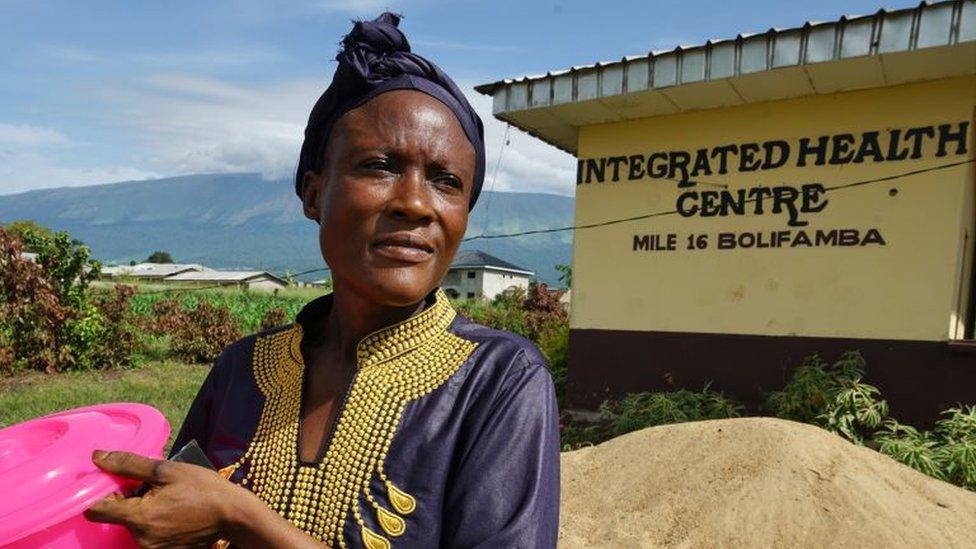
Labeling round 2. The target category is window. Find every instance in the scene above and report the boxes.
[467,271,476,279]
[467,292,475,299]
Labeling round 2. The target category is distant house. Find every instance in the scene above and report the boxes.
[100,262,208,280]
[442,250,534,301]
[20,252,37,263]
[164,270,288,292]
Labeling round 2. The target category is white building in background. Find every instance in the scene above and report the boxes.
[442,250,534,301]
[164,270,288,292]
[100,262,208,280]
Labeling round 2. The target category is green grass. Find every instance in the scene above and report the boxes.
[0,361,207,452]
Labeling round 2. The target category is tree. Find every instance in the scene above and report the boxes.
[555,264,572,288]
[3,220,54,252]
[146,250,174,264]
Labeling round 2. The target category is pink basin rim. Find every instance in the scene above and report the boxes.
[0,403,170,544]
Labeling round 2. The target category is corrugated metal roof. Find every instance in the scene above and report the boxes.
[165,270,284,283]
[475,0,976,153]
[451,250,534,275]
[105,263,208,277]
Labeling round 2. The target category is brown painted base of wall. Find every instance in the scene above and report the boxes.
[566,329,976,427]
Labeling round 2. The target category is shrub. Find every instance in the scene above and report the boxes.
[0,226,135,374]
[537,322,568,407]
[875,420,943,479]
[877,406,976,490]
[259,307,289,331]
[766,351,888,443]
[147,298,185,335]
[169,301,243,364]
[600,383,744,437]
[88,284,141,369]
[0,228,73,373]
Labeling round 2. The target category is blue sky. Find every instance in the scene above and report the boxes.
[0,0,921,196]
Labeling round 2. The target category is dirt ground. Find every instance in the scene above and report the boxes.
[559,417,976,548]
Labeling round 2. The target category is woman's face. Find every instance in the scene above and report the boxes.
[302,89,475,307]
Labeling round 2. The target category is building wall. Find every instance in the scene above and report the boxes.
[245,277,287,292]
[442,268,484,299]
[442,268,532,300]
[572,76,975,341]
[567,76,976,423]
[482,270,531,301]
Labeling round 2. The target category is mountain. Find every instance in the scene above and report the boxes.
[0,174,574,284]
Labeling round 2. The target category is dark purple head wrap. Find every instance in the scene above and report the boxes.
[296,12,486,209]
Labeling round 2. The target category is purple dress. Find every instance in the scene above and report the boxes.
[171,288,560,548]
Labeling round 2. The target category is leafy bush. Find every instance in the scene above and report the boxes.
[600,383,744,437]
[876,406,976,490]
[259,307,289,331]
[0,226,138,374]
[89,284,142,370]
[537,322,569,406]
[874,420,942,479]
[164,301,243,364]
[0,227,73,374]
[766,351,888,443]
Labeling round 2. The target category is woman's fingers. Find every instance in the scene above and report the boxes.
[84,492,137,525]
[92,449,169,483]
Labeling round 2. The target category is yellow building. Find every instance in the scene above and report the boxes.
[477,0,976,423]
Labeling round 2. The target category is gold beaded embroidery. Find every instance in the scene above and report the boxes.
[235,289,477,548]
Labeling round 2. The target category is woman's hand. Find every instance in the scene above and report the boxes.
[84,449,244,549]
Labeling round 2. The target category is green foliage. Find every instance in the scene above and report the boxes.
[1,226,137,374]
[537,322,569,406]
[766,351,888,443]
[555,264,572,288]
[819,377,888,444]
[141,296,243,364]
[600,383,744,437]
[131,290,308,333]
[89,285,142,370]
[146,250,174,263]
[877,406,976,490]
[875,420,943,479]
[3,220,54,250]
[22,229,101,307]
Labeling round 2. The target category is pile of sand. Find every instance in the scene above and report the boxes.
[559,418,976,548]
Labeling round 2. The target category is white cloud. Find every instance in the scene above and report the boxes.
[96,73,321,181]
[0,70,576,197]
[0,123,157,194]
[0,123,69,147]
[88,72,577,196]
[463,84,577,197]
[0,151,156,195]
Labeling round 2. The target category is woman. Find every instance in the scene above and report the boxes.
[85,12,560,549]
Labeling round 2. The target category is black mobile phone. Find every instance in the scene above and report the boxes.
[169,439,217,470]
[133,439,215,496]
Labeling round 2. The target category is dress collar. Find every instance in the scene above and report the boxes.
[291,287,456,369]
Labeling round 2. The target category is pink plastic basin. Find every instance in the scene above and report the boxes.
[0,403,170,548]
